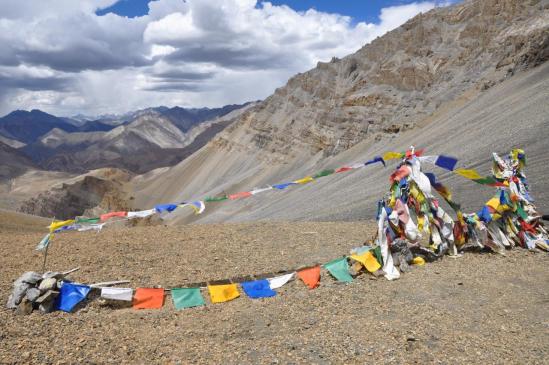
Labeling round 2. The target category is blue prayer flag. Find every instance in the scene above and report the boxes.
[273,182,296,190]
[56,282,91,312]
[435,155,458,171]
[241,279,277,299]
[477,205,492,223]
[155,204,178,213]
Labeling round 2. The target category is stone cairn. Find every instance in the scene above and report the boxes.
[6,268,79,315]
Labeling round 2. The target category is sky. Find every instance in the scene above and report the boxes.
[0,0,456,117]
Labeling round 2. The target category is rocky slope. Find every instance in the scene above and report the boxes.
[130,0,549,223]
[0,141,37,182]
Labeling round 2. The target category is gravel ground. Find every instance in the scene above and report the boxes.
[1,219,548,364]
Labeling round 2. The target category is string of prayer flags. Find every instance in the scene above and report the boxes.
[228,191,252,200]
[49,219,75,232]
[56,283,91,312]
[101,287,133,301]
[100,211,127,221]
[323,257,353,283]
[133,288,165,309]
[350,250,381,273]
[241,280,277,299]
[127,209,156,219]
[171,288,205,310]
[208,284,240,303]
[155,204,178,213]
[294,176,314,184]
[297,266,321,289]
[267,272,294,289]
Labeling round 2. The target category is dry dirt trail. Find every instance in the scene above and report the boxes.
[1,215,548,364]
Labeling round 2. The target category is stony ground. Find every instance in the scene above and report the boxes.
[1,217,548,364]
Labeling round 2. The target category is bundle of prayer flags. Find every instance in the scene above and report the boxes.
[56,283,91,312]
[323,257,353,283]
[133,288,165,309]
[171,288,205,309]
[208,284,240,303]
[297,266,321,289]
[241,280,277,298]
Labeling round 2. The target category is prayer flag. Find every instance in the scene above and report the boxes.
[273,182,297,190]
[49,219,75,232]
[75,217,100,224]
[335,166,352,173]
[56,283,91,312]
[365,156,386,167]
[250,186,273,195]
[208,284,240,303]
[133,288,165,309]
[204,195,228,202]
[350,251,381,273]
[241,280,277,299]
[435,155,458,171]
[127,209,156,218]
[454,168,483,180]
[383,151,404,161]
[180,201,205,214]
[297,266,320,289]
[171,288,205,310]
[100,211,127,221]
[36,233,53,251]
[294,176,314,184]
[313,169,335,178]
[101,287,133,301]
[373,246,383,266]
[77,223,104,232]
[323,257,353,283]
[228,191,252,200]
[154,204,177,213]
[267,273,294,289]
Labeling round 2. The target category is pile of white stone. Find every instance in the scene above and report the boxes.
[6,268,78,315]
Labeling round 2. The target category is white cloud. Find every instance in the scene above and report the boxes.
[0,0,444,116]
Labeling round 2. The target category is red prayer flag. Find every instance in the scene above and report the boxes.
[228,191,252,200]
[335,167,352,173]
[100,211,127,221]
[133,288,164,309]
[297,266,321,289]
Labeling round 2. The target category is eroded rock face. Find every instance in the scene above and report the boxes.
[210,0,549,161]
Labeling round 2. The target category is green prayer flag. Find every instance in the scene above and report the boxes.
[373,246,383,266]
[76,217,100,224]
[516,205,528,220]
[323,257,353,283]
[171,288,205,310]
[313,169,335,179]
[204,196,228,202]
[473,176,498,185]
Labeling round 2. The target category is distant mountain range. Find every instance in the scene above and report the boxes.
[0,103,254,175]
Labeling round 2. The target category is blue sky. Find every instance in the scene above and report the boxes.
[97,0,439,23]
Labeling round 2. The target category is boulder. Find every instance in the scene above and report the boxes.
[25,288,41,302]
[38,278,57,292]
[6,282,30,308]
[15,272,42,285]
[15,299,33,315]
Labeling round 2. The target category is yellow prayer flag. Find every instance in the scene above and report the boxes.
[486,197,500,211]
[412,257,425,266]
[49,219,75,232]
[208,284,240,303]
[350,251,381,273]
[294,176,314,184]
[383,151,404,161]
[454,168,483,180]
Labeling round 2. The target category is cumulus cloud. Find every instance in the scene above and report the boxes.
[0,0,446,116]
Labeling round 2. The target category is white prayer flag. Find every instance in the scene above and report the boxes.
[101,287,133,301]
[127,209,156,219]
[267,273,295,289]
